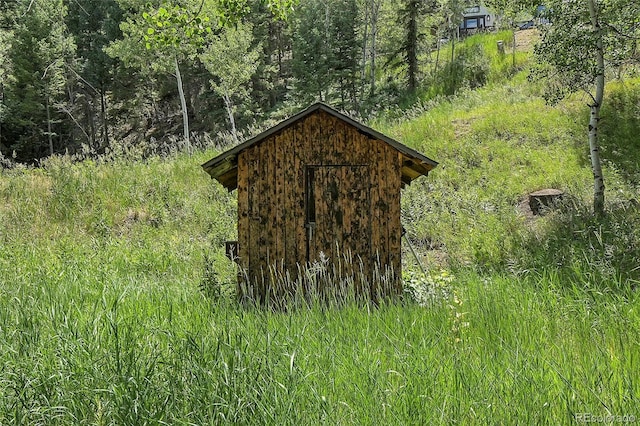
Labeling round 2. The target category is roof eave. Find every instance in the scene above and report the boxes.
[202,102,438,188]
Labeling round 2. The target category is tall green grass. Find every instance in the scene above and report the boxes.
[1,255,638,424]
[1,135,638,424]
[1,31,640,423]
[374,74,640,287]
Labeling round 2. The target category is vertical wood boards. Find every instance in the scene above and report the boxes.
[237,152,250,296]
[237,109,405,301]
[387,150,403,292]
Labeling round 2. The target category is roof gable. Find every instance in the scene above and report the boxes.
[463,5,491,17]
[202,103,438,191]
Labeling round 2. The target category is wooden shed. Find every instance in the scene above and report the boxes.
[202,103,437,303]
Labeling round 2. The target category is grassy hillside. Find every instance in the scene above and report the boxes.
[401,78,640,277]
[1,31,639,423]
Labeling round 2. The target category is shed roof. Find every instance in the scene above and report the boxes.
[202,102,438,191]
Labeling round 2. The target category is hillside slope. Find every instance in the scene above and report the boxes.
[1,31,639,424]
[1,30,640,287]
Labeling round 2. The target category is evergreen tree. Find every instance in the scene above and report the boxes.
[291,0,361,110]
[1,0,75,160]
[291,0,332,102]
[0,18,13,153]
[329,0,361,109]
[403,0,439,92]
[248,1,293,110]
[65,0,123,150]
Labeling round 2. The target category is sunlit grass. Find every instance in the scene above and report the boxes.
[2,32,640,423]
[1,249,638,424]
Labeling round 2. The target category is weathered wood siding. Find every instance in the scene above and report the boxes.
[237,110,402,299]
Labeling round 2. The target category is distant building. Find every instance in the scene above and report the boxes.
[535,5,550,25]
[459,5,495,36]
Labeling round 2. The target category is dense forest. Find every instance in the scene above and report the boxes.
[0,0,623,163]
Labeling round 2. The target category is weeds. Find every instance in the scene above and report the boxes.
[1,32,639,424]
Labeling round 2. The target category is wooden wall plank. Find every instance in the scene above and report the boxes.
[273,132,286,297]
[370,135,384,272]
[265,136,275,267]
[283,126,297,279]
[247,143,261,301]
[388,149,403,293]
[294,122,307,269]
[237,151,250,297]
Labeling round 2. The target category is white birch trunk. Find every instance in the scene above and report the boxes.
[174,56,190,153]
[46,94,53,156]
[223,92,238,143]
[588,0,606,216]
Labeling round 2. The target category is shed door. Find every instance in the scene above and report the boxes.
[305,166,371,265]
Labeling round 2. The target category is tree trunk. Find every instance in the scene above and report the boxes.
[174,56,190,153]
[406,0,418,92]
[0,83,3,146]
[434,37,441,76]
[370,0,380,97]
[512,30,516,68]
[46,94,54,156]
[101,89,109,149]
[588,0,605,216]
[361,0,369,101]
[85,91,96,149]
[223,92,238,143]
[450,29,456,92]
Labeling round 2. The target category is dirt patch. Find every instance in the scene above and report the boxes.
[116,208,161,235]
[451,117,477,139]
[514,28,539,53]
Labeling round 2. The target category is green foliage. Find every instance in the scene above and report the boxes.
[2,65,640,421]
[428,31,523,97]
[291,0,361,109]
[509,198,640,288]
[200,22,261,135]
[108,0,216,73]
[600,79,640,185]
[201,24,259,98]
[2,0,639,164]
[1,0,75,159]
[532,0,639,103]
[200,250,237,300]
[441,43,491,94]
[66,0,123,89]
[142,4,213,51]
[403,268,454,305]
[219,0,297,24]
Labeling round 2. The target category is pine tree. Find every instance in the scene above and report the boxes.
[66,0,124,150]
[291,0,361,109]
[2,0,75,160]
